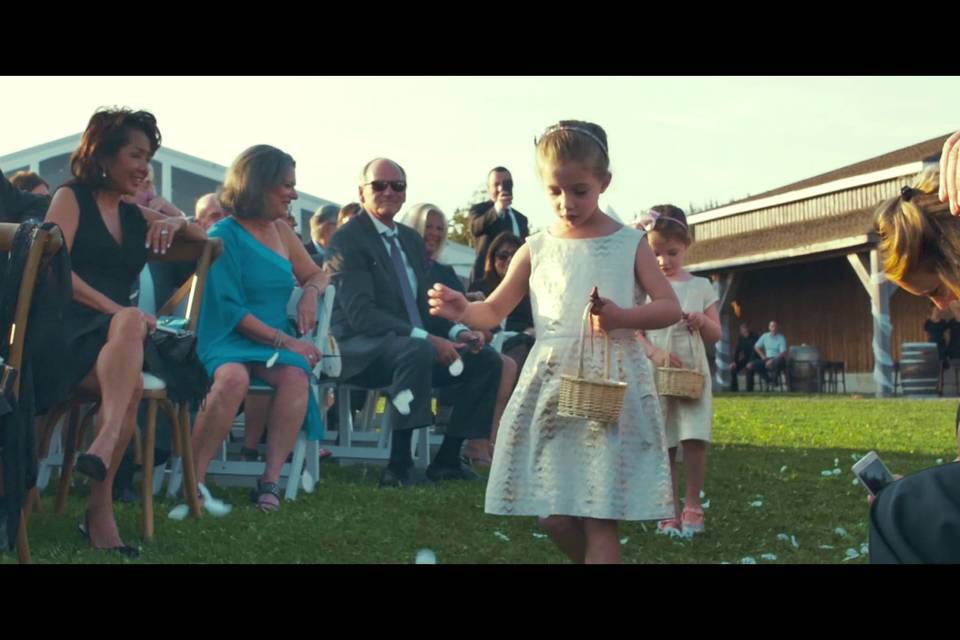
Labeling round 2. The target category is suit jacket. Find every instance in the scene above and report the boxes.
[304,241,324,267]
[327,212,455,380]
[468,200,529,286]
[0,168,50,223]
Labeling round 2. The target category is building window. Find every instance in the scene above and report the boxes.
[151,160,163,196]
[38,153,72,191]
[171,167,221,217]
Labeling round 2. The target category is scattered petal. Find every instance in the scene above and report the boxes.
[720,561,732,565]
[167,504,189,520]
[494,531,510,542]
[776,533,790,542]
[301,470,315,494]
[532,533,547,539]
[740,556,757,564]
[834,527,848,538]
[699,490,706,499]
[702,499,711,509]
[831,468,842,476]
[779,465,788,473]
[819,545,835,550]
[936,458,944,465]
[760,553,778,561]
[750,500,763,508]
[640,522,648,532]
[843,548,860,561]
[851,453,860,461]
[790,535,799,549]
[415,549,437,564]
[860,543,869,555]
[620,537,630,545]
[821,470,834,477]
[834,458,839,467]
[852,478,860,485]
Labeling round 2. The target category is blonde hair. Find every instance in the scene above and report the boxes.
[875,167,960,295]
[535,120,610,179]
[399,202,447,256]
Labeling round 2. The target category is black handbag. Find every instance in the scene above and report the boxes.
[143,321,210,411]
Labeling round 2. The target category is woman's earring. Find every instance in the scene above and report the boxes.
[100,167,107,180]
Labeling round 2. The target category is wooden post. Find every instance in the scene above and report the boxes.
[846,251,895,397]
[713,272,740,390]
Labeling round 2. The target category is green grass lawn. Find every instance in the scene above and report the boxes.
[6,394,958,564]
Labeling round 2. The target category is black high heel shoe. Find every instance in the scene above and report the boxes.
[75,453,107,482]
[78,511,140,559]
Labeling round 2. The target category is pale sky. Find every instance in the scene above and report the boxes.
[1,76,957,231]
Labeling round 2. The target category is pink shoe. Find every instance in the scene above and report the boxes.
[681,507,705,535]
[656,518,681,535]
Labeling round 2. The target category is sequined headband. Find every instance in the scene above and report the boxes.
[536,124,609,158]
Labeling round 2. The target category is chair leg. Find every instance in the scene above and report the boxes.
[141,399,157,542]
[177,404,202,518]
[54,405,81,514]
[16,507,30,564]
[285,431,307,501]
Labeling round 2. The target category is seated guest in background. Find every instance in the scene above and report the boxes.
[327,158,502,487]
[468,166,529,289]
[469,232,535,372]
[195,192,228,231]
[754,320,788,384]
[924,305,950,367]
[283,210,300,236]
[1,167,49,223]
[9,170,50,196]
[729,322,762,392]
[192,144,329,512]
[400,202,518,467]
[337,201,362,228]
[306,204,338,266]
[44,107,207,554]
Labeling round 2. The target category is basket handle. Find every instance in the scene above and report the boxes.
[661,319,704,373]
[576,299,616,381]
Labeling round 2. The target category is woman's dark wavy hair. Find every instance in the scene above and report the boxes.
[482,232,522,288]
[70,107,161,189]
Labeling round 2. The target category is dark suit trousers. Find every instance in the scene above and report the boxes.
[342,337,502,439]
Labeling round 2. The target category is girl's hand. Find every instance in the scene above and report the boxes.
[647,346,682,368]
[685,311,707,331]
[590,297,623,333]
[427,284,468,322]
[145,217,183,255]
[297,287,319,336]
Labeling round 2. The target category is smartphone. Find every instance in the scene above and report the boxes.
[851,451,896,497]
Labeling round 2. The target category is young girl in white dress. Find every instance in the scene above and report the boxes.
[427,120,681,563]
[638,205,721,537]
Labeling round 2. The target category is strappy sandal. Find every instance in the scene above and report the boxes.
[681,507,705,535]
[250,479,281,512]
[656,518,681,535]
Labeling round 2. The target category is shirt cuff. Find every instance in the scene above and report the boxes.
[410,327,429,340]
[449,323,470,341]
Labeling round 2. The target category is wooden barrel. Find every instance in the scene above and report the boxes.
[787,344,821,392]
[900,342,941,396]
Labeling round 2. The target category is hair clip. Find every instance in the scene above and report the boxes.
[900,185,915,202]
[634,209,661,231]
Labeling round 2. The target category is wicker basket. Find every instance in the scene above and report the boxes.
[558,301,628,424]
[656,324,705,399]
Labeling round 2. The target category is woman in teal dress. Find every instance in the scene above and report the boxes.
[193,145,329,512]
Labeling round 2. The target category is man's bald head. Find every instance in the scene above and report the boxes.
[359,157,406,185]
[195,193,227,231]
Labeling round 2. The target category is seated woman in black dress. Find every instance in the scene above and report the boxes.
[44,108,207,555]
[469,232,536,373]
[399,203,517,467]
[871,166,960,562]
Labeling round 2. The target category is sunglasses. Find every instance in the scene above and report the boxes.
[495,251,515,261]
[365,180,407,193]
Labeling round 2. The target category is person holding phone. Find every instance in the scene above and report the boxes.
[869,160,960,563]
[468,166,530,289]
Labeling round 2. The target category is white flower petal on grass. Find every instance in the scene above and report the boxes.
[301,470,315,494]
[936,458,944,465]
[167,504,189,520]
[860,543,869,555]
[740,557,757,564]
[780,465,788,473]
[843,548,860,561]
[834,458,839,467]
[852,479,860,485]
[819,545,835,550]
[532,533,547,539]
[760,553,778,561]
[415,549,437,564]
[821,470,834,477]
[640,523,648,532]
[776,533,790,542]
[831,468,842,476]
[750,500,763,508]
[702,499,711,509]
[620,537,630,545]
[851,453,860,461]
[720,561,732,565]
[494,531,510,542]
[834,527,848,537]
[790,535,799,549]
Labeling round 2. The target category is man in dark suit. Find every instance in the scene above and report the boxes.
[468,166,529,288]
[327,158,502,488]
[0,167,49,223]
[305,204,338,267]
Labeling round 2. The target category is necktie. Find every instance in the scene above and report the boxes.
[383,232,424,328]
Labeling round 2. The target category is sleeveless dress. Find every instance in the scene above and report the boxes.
[197,217,323,440]
[645,276,717,447]
[63,182,148,392]
[484,226,674,522]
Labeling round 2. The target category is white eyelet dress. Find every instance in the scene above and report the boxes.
[484,226,674,522]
